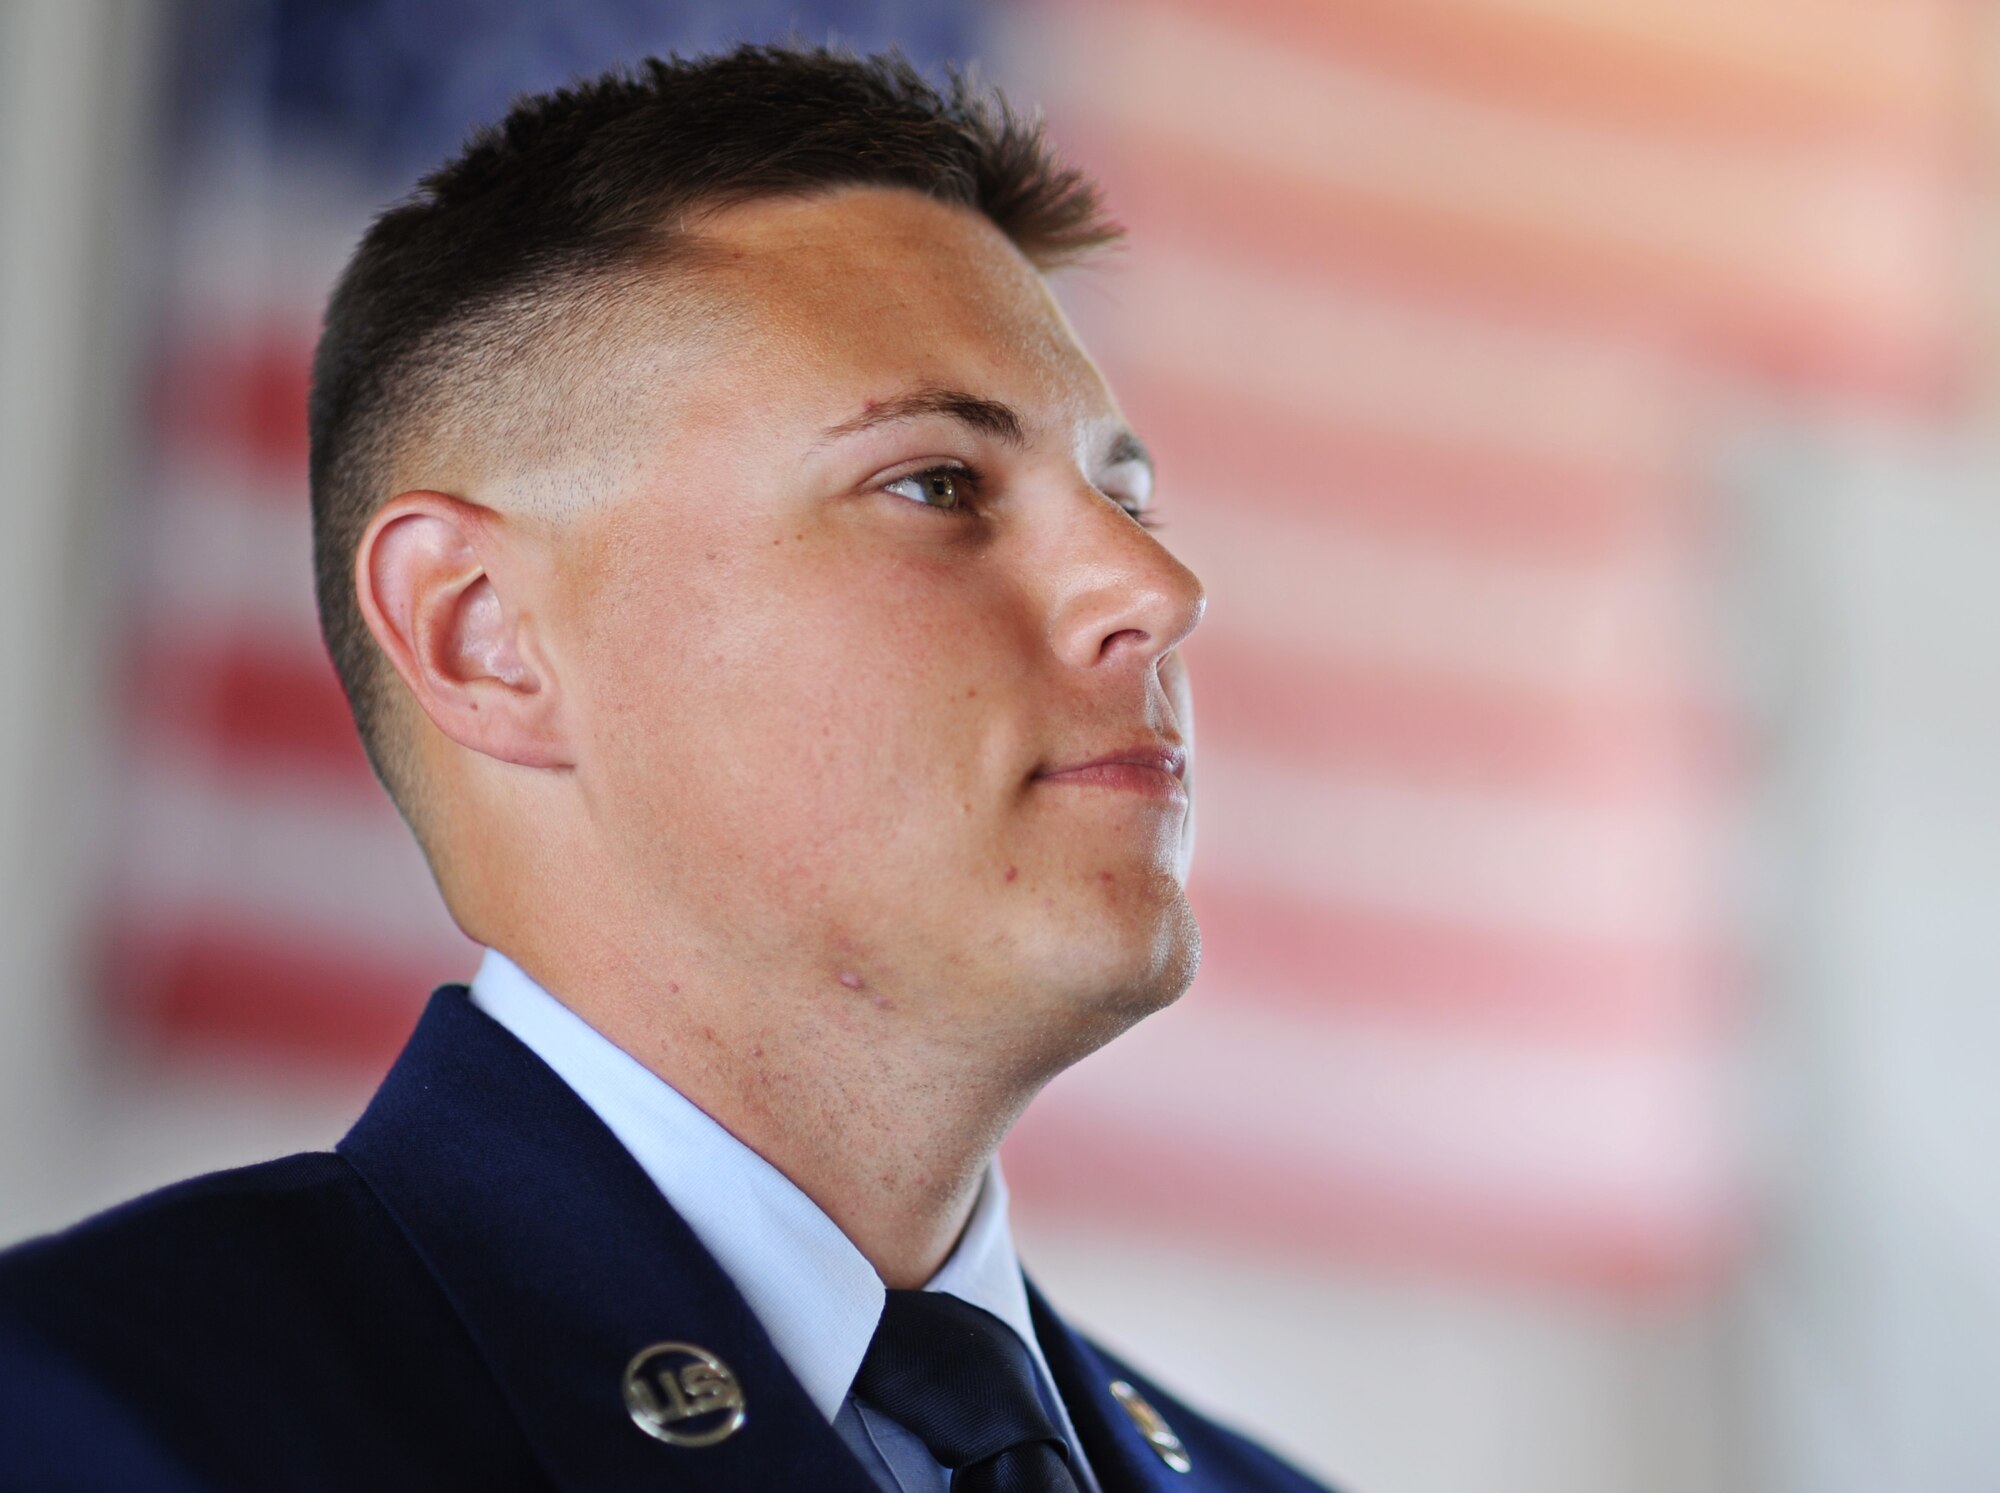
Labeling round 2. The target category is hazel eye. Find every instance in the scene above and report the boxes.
[884,466,973,512]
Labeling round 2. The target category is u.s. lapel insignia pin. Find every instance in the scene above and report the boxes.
[623,1341,747,1447]
[1110,1379,1192,1473]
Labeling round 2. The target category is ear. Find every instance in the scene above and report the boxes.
[355,491,573,770]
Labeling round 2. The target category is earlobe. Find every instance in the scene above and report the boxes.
[356,492,573,770]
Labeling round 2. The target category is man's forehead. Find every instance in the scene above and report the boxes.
[647,188,1113,432]
[692,185,1041,283]
[696,192,1084,354]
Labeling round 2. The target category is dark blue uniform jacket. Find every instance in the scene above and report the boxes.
[0,987,1335,1492]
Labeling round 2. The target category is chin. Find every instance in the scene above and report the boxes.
[1038,884,1202,1039]
[1121,895,1203,1015]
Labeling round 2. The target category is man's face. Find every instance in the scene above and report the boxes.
[545,187,1204,1067]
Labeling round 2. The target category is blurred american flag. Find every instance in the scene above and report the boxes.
[103,0,1972,1297]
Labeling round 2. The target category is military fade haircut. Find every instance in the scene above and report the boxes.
[307,43,1121,826]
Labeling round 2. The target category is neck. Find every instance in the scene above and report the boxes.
[500,932,1041,1290]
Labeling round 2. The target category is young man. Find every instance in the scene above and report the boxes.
[0,46,1334,1493]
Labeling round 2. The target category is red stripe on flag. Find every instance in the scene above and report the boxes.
[1005,1104,1745,1298]
[152,330,316,483]
[1074,0,1956,144]
[1189,878,1737,1041]
[102,919,450,1076]
[128,635,377,788]
[1183,633,1732,804]
[1075,129,1964,407]
[1105,369,1680,559]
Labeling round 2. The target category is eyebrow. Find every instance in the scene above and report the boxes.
[814,385,1155,485]
[815,387,1027,447]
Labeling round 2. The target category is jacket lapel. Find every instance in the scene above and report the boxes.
[1029,1277,1205,1493]
[338,986,881,1493]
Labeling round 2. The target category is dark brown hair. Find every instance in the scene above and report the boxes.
[307,43,1120,819]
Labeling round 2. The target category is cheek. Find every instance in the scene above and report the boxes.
[764,564,1024,812]
[584,541,1025,858]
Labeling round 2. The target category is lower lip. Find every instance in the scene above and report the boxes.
[1035,763,1188,803]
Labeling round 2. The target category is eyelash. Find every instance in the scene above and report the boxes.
[884,463,1163,530]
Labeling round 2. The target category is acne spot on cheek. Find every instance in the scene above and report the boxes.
[1099,871,1116,885]
[873,994,894,1012]
[838,970,866,991]
[965,687,978,699]
[1004,865,1018,883]
[669,981,680,994]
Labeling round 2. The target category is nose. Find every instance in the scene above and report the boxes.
[1046,489,1207,673]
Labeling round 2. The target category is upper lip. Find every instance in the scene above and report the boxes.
[1036,743,1188,780]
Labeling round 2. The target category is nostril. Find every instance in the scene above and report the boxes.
[1100,626,1150,660]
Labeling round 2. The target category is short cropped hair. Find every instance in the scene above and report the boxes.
[307,44,1120,824]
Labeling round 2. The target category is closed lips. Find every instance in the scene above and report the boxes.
[1034,746,1187,793]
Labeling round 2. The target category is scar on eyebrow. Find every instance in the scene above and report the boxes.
[816,386,1026,447]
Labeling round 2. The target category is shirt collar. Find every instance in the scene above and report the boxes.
[469,948,1054,1424]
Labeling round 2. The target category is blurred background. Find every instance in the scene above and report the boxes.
[3,0,1996,1488]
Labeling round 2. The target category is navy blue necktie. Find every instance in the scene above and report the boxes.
[853,1290,1082,1493]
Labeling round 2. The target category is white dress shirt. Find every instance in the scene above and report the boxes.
[469,949,1097,1492]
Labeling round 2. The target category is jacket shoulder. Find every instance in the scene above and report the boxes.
[0,1152,545,1492]
[0,1151,384,1337]
[1,1150,362,1319]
